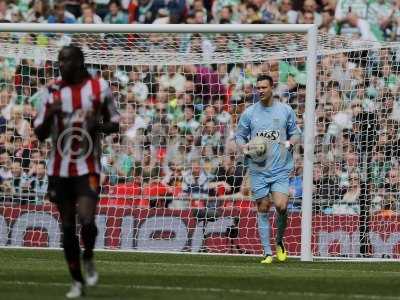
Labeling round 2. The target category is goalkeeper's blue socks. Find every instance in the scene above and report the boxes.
[257,212,272,256]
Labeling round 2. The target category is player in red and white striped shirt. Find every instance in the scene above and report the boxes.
[34,45,120,298]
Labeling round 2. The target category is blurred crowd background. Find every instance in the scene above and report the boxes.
[2,0,400,41]
[0,0,399,216]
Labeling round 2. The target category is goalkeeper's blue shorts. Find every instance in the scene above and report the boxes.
[250,173,289,201]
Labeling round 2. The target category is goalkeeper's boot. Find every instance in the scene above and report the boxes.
[276,242,288,262]
[66,280,84,298]
[83,259,99,287]
[260,254,273,264]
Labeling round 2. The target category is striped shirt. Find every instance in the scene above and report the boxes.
[34,76,119,177]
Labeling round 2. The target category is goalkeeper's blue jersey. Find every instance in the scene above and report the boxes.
[235,101,300,178]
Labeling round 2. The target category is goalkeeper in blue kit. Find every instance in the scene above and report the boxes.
[235,74,300,264]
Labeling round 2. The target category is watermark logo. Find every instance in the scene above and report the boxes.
[56,127,93,162]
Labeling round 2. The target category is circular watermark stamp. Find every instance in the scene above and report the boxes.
[56,127,93,163]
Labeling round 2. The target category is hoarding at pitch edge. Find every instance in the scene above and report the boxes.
[0,204,399,258]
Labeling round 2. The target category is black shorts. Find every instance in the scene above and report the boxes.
[47,174,100,204]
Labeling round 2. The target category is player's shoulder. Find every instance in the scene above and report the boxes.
[45,79,65,93]
[42,79,65,103]
[242,102,260,116]
[276,102,295,114]
[274,101,291,110]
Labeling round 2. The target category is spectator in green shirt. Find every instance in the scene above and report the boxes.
[104,0,128,24]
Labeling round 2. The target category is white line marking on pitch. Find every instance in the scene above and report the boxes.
[5,259,400,276]
[94,261,400,275]
[1,280,399,300]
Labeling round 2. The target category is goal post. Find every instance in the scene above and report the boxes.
[0,23,358,261]
[302,24,318,262]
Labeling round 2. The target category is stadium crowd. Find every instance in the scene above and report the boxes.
[0,0,399,215]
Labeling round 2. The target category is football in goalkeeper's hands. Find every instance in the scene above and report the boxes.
[245,136,268,163]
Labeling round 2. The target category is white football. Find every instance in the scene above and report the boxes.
[247,136,268,162]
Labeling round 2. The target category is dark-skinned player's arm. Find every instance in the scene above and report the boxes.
[33,87,61,142]
[89,87,120,135]
[98,94,120,134]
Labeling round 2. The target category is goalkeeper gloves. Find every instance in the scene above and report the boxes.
[241,144,252,160]
[284,141,294,153]
[242,143,250,155]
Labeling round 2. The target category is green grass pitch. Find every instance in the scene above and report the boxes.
[0,249,399,300]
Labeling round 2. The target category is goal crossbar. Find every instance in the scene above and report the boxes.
[0,23,316,33]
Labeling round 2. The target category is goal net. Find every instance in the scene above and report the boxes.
[0,25,398,260]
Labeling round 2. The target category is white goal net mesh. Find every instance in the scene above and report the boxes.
[0,30,399,258]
